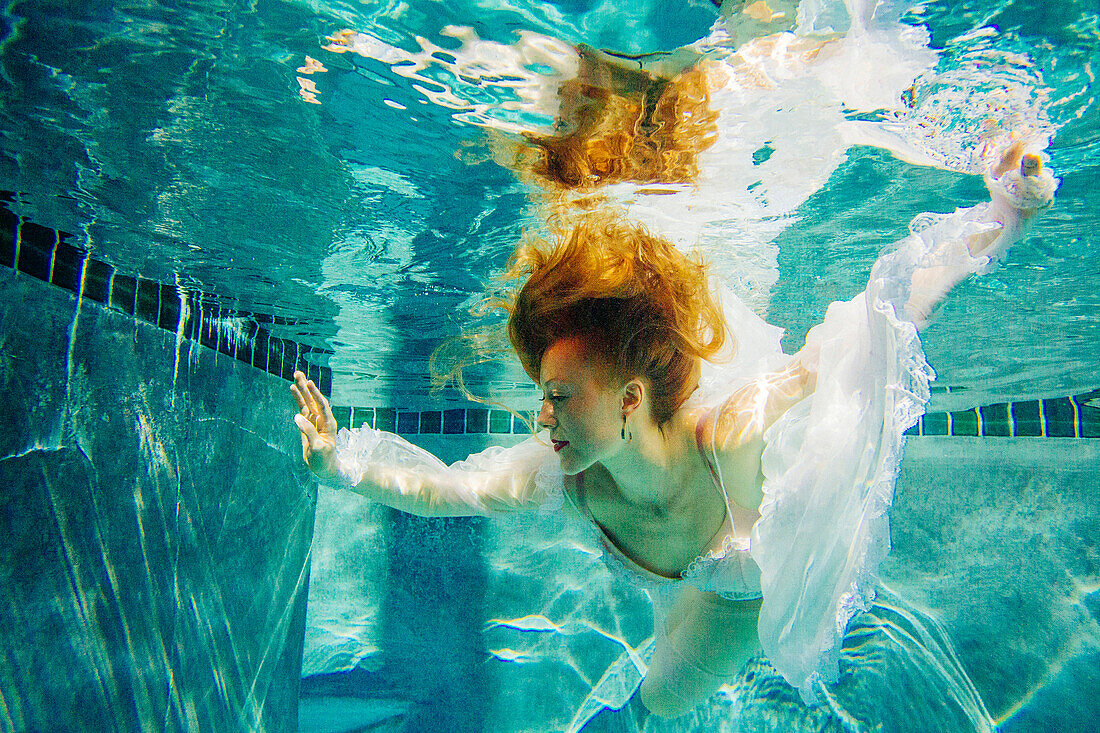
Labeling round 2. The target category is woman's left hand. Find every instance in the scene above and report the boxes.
[291,370,339,482]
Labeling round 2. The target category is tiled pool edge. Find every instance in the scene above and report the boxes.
[908,396,1100,439]
[3,192,1097,441]
[0,192,334,395]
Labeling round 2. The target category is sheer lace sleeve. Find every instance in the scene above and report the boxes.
[906,152,1058,329]
[329,427,564,517]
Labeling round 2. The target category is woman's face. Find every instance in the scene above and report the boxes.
[536,336,624,475]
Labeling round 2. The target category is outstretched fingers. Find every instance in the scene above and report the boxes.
[292,370,337,435]
[306,377,332,415]
[991,139,1026,178]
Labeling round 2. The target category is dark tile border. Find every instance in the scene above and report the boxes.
[5,191,1098,441]
[0,192,333,396]
[326,391,1100,439]
[903,388,1100,439]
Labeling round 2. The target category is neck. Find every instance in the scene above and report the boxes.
[598,419,684,510]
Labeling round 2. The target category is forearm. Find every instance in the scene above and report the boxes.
[338,462,481,517]
[906,152,1056,329]
[339,461,534,518]
[331,427,550,518]
[904,203,1018,330]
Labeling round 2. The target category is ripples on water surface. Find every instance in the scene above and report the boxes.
[0,0,1096,406]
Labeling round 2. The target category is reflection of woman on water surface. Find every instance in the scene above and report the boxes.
[293,4,1058,718]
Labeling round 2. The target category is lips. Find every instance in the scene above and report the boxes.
[552,440,569,453]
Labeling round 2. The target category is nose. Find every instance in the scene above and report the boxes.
[537,399,555,430]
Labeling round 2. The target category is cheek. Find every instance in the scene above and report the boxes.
[573,401,618,445]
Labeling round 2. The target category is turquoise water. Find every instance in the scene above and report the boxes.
[0,0,1098,731]
[0,0,1097,405]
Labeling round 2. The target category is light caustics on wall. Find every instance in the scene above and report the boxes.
[2,190,1098,441]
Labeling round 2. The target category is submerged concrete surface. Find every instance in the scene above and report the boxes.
[0,270,315,732]
[883,437,1100,733]
[302,477,654,733]
[302,435,1098,732]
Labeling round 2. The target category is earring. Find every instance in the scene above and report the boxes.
[621,414,631,443]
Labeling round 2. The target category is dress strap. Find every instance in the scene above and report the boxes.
[695,410,723,488]
[695,410,741,537]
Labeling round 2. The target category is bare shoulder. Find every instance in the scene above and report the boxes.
[674,403,765,513]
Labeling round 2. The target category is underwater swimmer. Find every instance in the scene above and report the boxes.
[292,138,1056,716]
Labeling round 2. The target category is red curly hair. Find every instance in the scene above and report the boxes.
[502,210,730,426]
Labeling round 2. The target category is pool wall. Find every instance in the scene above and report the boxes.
[0,267,314,732]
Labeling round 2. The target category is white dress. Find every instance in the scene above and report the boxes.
[321,0,1059,706]
[330,151,1055,703]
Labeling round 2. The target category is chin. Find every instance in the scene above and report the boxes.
[559,457,581,476]
[557,453,588,476]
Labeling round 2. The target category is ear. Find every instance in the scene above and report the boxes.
[621,379,645,418]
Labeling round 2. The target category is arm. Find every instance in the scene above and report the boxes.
[697,141,1057,496]
[906,141,1057,329]
[291,371,552,517]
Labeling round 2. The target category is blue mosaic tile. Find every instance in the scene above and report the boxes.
[218,321,237,358]
[17,222,53,281]
[82,258,112,304]
[197,309,214,349]
[182,293,200,341]
[443,409,465,434]
[978,403,1010,437]
[251,329,270,372]
[110,273,137,315]
[489,410,511,434]
[1012,401,1042,437]
[375,408,396,432]
[265,337,284,377]
[317,366,332,398]
[279,340,297,380]
[922,412,948,436]
[512,412,534,434]
[420,411,442,434]
[157,282,180,331]
[330,406,351,431]
[397,411,420,435]
[306,361,321,386]
[135,277,160,325]
[292,343,310,376]
[1042,398,1076,438]
[466,408,488,433]
[950,409,978,437]
[49,239,83,293]
[350,407,373,429]
[1074,391,1100,438]
[240,321,259,361]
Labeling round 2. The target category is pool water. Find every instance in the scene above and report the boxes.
[0,0,1097,731]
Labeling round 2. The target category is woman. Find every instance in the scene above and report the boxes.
[292,138,1056,716]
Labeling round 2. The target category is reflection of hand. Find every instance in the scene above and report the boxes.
[291,370,339,482]
[323,29,356,54]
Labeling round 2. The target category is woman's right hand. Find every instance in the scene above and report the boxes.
[291,370,339,482]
